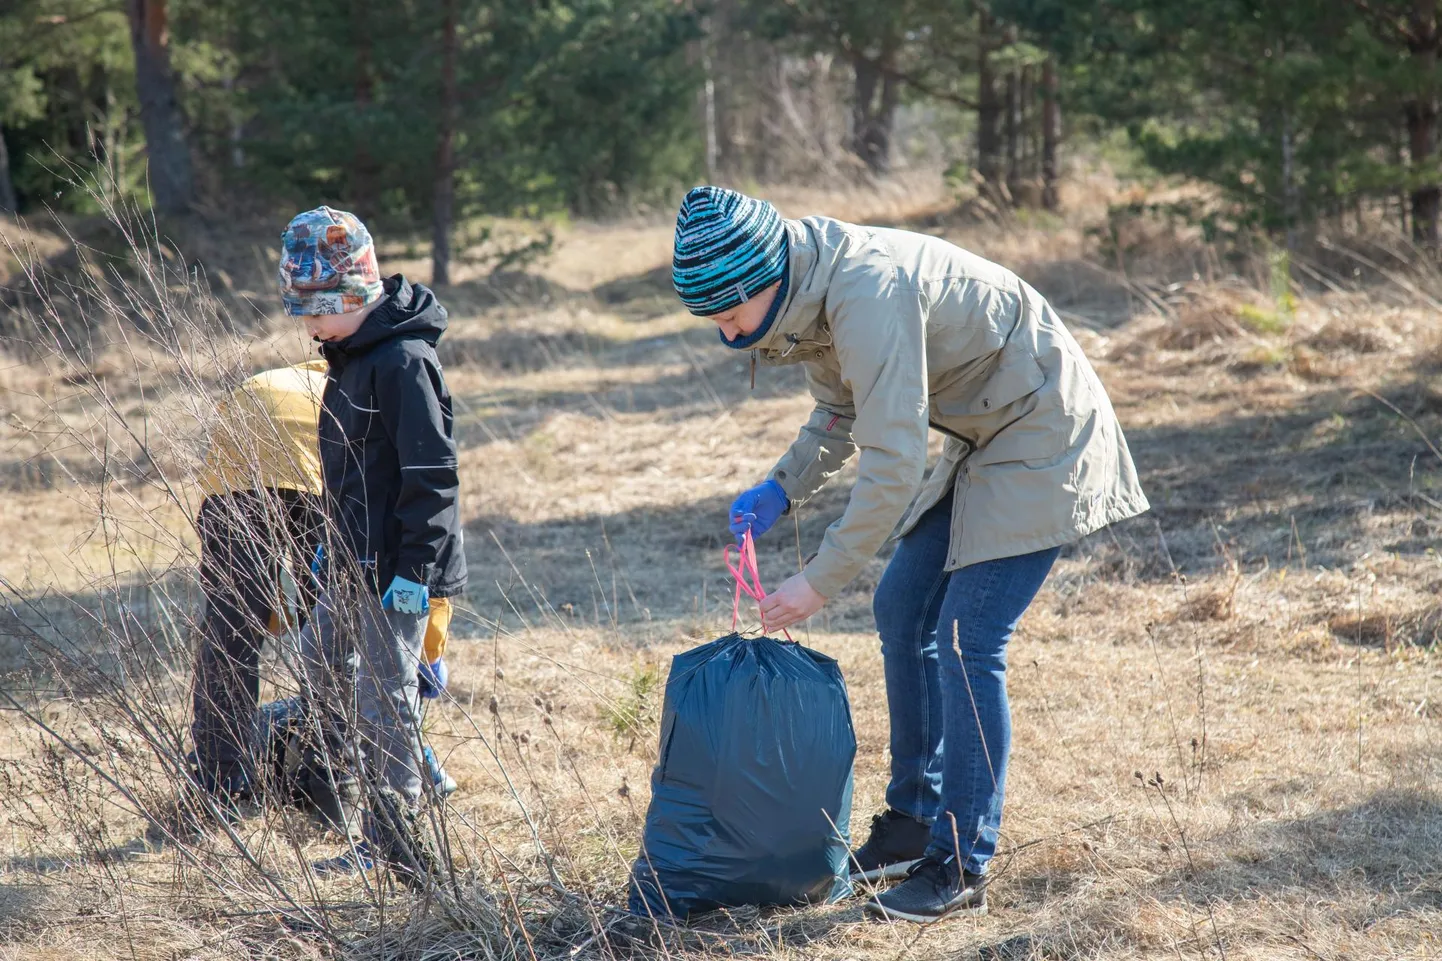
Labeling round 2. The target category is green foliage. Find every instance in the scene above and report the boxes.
[8,0,1441,242]
[1005,0,1442,239]
[523,0,703,213]
[0,0,141,212]
[1237,303,1290,336]
[1,0,700,219]
[601,663,662,743]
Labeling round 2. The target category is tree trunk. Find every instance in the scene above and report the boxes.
[1407,103,1438,248]
[125,0,192,214]
[1396,124,1411,237]
[874,68,900,174]
[976,11,1002,186]
[1281,107,1298,251]
[710,0,738,177]
[431,0,458,287]
[352,21,378,220]
[1004,27,1022,195]
[850,34,900,176]
[222,72,245,169]
[1041,56,1060,211]
[0,125,16,212]
[701,16,719,180]
[851,53,876,158]
[1019,63,1033,176]
[1407,0,1440,249]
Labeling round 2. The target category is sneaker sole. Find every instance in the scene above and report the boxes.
[863,898,988,924]
[849,859,922,884]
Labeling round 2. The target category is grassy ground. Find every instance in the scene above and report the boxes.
[0,174,1440,959]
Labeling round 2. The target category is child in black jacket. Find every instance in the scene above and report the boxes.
[278,206,466,886]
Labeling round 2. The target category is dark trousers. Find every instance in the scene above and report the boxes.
[191,488,324,790]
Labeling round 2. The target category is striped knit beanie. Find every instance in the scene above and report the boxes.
[672,186,788,316]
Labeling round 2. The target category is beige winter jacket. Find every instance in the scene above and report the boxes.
[753,216,1150,599]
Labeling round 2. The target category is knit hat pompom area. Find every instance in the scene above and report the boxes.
[672,186,787,317]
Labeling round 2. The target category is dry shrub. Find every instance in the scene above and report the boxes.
[0,213,69,286]
[1329,610,1394,647]
[1329,606,1442,649]
[1288,344,1345,381]
[1178,567,1242,622]
[1231,342,1291,374]
[1305,316,1401,355]
[0,178,567,961]
[1280,623,1340,658]
[1416,338,1442,372]
[1180,589,1237,623]
[1151,289,1252,350]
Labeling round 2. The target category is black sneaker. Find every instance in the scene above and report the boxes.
[849,809,932,883]
[296,753,362,838]
[864,854,988,923]
[181,760,259,827]
[368,788,445,891]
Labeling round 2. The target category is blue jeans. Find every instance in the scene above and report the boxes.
[872,488,1059,875]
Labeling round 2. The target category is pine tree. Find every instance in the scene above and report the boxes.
[125,0,192,212]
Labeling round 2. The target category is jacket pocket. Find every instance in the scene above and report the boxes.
[935,348,1068,465]
[936,346,1046,420]
[975,348,1047,414]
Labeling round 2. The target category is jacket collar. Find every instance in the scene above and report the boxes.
[320,275,447,365]
[746,219,831,359]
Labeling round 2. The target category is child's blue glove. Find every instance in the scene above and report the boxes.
[729,479,789,543]
[417,658,448,699]
[310,544,325,582]
[382,575,430,614]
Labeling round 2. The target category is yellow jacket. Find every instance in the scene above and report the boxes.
[204,361,454,657]
[198,361,329,498]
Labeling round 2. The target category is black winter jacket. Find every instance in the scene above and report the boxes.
[317,276,467,598]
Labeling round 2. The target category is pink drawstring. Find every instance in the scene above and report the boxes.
[723,530,793,640]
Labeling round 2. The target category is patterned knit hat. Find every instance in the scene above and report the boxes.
[277,206,384,316]
[672,186,787,316]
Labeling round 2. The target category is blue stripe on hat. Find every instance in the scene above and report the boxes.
[672,186,788,316]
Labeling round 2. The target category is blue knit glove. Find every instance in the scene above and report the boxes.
[382,575,430,614]
[309,544,325,582]
[417,658,448,699]
[729,479,789,544]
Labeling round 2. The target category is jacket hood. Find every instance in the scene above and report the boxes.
[323,276,448,359]
[746,218,837,356]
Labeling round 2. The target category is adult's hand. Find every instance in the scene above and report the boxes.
[759,572,827,631]
[729,479,789,543]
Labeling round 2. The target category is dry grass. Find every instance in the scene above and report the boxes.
[1,173,1441,959]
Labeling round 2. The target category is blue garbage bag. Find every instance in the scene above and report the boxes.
[628,632,857,918]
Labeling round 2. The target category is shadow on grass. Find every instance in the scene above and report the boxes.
[973,787,1442,960]
[8,354,1440,656]
[452,346,1442,634]
[0,571,200,685]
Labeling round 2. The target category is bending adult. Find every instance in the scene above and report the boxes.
[672,186,1150,924]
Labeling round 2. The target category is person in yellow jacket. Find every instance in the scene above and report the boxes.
[191,361,456,810]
